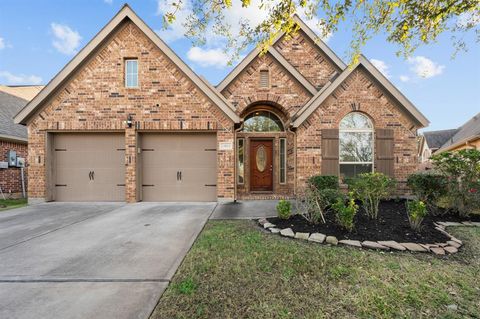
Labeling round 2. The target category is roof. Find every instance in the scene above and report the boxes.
[216,14,346,93]
[423,129,458,150]
[0,91,28,143]
[14,4,240,125]
[437,112,480,152]
[292,55,430,128]
[0,85,44,101]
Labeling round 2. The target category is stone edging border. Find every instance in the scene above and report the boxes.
[258,219,480,255]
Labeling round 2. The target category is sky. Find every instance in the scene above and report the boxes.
[0,0,479,131]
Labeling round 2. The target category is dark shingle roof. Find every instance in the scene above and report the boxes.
[423,129,458,150]
[0,91,28,141]
[440,112,480,150]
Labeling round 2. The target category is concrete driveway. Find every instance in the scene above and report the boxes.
[0,202,215,319]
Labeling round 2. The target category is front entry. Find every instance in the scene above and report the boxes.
[250,140,273,191]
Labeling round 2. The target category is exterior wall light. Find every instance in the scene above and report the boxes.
[126,114,133,128]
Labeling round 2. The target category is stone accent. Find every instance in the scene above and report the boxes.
[444,246,458,254]
[280,228,295,238]
[263,223,276,229]
[339,240,362,248]
[325,236,338,245]
[308,233,326,243]
[294,232,310,240]
[400,243,427,252]
[430,247,446,255]
[446,241,461,249]
[362,241,389,251]
[270,228,281,234]
[377,241,406,251]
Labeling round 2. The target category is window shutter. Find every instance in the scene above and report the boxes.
[376,128,394,177]
[321,129,339,176]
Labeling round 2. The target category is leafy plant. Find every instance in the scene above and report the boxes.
[296,183,341,225]
[348,172,396,219]
[332,192,359,232]
[276,199,292,220]
[407,172,448,214]
[406,200,427,232]
[307,175,339,191]
[431,149,480,216]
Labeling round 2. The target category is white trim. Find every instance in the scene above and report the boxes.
[125,59,139,88]
[237,138,245,185]
[279,137,287,184]
[339,112,374,170]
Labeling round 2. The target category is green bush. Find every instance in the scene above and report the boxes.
[332,192,358,232]
[431,149,480,216]
[348,172,396,219]
[406,200,427,231]
[407,172,448,214]
[307,175,339,190]
[296,187,341,224]
[276,199,292,220]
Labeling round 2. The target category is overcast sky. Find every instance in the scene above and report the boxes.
[0,0,479,131]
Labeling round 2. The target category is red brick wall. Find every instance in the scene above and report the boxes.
[274,31,341,89]
[0,140,27,197]
[296,67,419,193]
[27,20,235,202]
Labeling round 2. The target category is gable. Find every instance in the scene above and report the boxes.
[274,30,341,89]
[14,5,239,125]
[220,52,313,117]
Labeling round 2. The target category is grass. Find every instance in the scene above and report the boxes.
[0,198,27,211]
[151,221,480,319]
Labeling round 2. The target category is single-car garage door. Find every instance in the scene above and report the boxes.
[141,133,217,201]
[53,133,125,201]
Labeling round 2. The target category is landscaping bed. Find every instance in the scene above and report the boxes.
[268,199,479,243]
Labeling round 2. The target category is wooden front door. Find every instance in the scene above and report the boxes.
[250,140,273,191]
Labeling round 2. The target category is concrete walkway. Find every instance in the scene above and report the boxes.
[0,202,215,319]
[211,200,293,219]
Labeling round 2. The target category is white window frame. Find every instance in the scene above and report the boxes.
[339,113,375,176]
[125,59,139,88]
[279,138,287,184]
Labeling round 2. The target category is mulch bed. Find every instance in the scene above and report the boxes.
[268,199,480,244]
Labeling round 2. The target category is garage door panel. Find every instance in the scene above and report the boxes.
[54,133,125,202]
[141,133,217,202]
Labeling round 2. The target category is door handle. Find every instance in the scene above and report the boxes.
[177,171,179,181]
[89,171,92,180]
[179,171,182,181]
[92,171,94,181]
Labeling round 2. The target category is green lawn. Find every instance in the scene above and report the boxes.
[152,221,480,319]
[0,198,27,211]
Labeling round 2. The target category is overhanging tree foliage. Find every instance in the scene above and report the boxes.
[160,0,479,64]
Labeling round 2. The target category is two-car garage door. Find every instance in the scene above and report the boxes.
[52,133,216,202]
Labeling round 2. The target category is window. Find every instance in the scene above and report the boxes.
[339,112,374,178]
[279,138,286,184]
[259,70,269,88]
[125,59,138,88]
[242,111,284,132]
[237,138,245,184]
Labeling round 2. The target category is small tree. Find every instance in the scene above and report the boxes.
[348,172,396,219]
[431,149,480,216]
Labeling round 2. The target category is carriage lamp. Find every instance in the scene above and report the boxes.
[126,114,133,128]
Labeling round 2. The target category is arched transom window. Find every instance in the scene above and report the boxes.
[242,111,284,132]
[339,112,374,178]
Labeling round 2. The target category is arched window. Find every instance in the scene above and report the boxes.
[339,112,374,178]
[242,111,284,132]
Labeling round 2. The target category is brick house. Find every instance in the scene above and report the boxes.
[14,5,429,204]
[0,91,29,198]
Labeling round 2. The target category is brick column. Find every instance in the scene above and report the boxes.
[125,127,137,203]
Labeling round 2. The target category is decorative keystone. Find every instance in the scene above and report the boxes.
[280,228,295,238]
[308,233,326,243]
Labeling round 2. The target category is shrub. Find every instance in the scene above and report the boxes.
[407,172,448,214]
[307,175,339,190]
[296,186,341,224]
[348,172,396,219]
[276,200,292,219]
[332,192,358,232]
[407,200,427,231]
[431,149,480,216]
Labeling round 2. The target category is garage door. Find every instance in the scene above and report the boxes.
[141,133,217,201]
[53,133,125,201]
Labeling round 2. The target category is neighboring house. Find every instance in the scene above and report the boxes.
[0,85,44,101]
[419,112,480,166]
[14,5,429,204]
[0,91,29,198]
[418,129,458,163]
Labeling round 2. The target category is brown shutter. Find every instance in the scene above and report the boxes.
[376,128,394,177]
[321,129,339,176]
